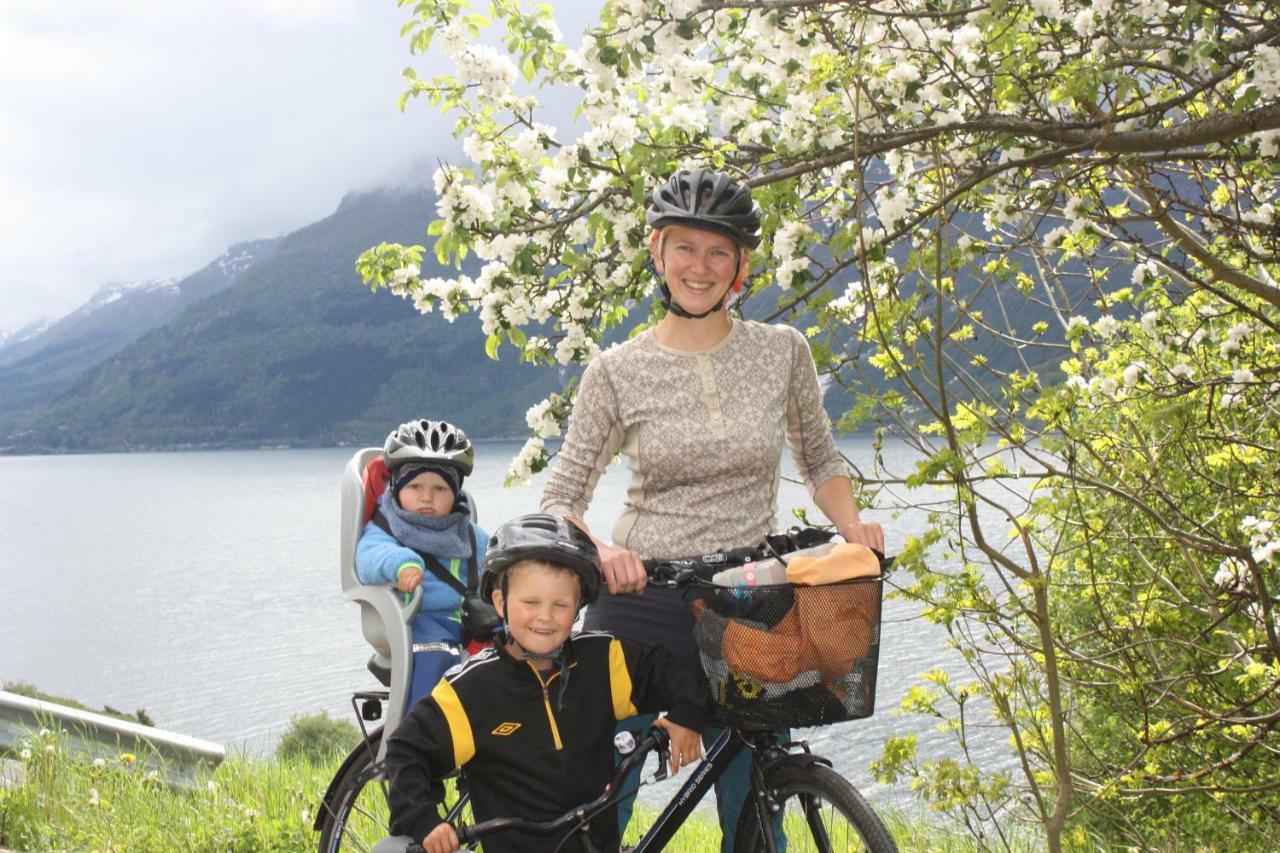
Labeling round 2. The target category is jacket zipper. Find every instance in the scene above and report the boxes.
[529,664,563,750]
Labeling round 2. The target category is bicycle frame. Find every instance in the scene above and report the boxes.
[628,725,749,851]
[451,725,800,853]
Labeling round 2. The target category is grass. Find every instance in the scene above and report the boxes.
[1,726,332,852]
[1,725,1008,852]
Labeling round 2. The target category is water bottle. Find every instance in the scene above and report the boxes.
[712,558,790,586]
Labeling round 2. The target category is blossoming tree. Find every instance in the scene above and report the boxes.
[358,0,1280,848]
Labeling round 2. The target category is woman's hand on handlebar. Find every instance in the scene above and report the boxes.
[652,717,701,776]
[839,520,885,554]
[420,822,461,853]
[598,542,648,595]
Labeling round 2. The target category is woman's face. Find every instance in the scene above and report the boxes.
[651,225,748,316]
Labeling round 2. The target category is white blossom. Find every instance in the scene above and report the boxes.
[1073,7,1097,35]
[878,189,911,231]
[525,399,562,438]
[1249,44,1280,99]
[1042,225,1071,250]
[1029,0,1067,23]
[1214,558,1247,592]
[507,437,546,486]
[1094,315,1119,339]
[1220,322,1250,356]
[1132,261,1158,286]
[1242,516,1279,565]
[1122,362,1147,388]
[454,44,518,99]
[1257,129,1280,158]
[463,135,494,165]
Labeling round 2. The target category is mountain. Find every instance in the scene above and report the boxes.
[0,240,276,416]
[0,188,560,454]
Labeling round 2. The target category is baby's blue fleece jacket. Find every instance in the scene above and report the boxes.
[355,508,488,645]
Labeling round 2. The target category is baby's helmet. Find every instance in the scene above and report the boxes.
[382,419,474,475]
[480,514,601,607]
[646,169,762,249]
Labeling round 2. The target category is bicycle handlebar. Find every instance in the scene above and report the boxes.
[643,549,893,588]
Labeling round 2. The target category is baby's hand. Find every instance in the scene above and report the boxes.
[398,566,424,593]
[421,822,460,853]
[653,717,702,776]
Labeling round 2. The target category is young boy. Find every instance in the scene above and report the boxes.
[384,513,709,853]
[356,418,488,708]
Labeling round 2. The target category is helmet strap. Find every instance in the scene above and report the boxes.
[659,283,726,319]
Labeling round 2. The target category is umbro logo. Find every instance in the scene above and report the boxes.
[491,722,521,736]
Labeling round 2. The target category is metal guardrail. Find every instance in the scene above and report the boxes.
[0,690,224,788]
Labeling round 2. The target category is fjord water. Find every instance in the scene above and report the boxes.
[0,440,1008,807]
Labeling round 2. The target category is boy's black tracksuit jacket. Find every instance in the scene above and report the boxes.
[385,630,709,853]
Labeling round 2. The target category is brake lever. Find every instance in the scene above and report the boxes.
[653,741,671,782]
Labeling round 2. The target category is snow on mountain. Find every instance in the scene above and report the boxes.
[218,248,257,278]
[0,318,54,350]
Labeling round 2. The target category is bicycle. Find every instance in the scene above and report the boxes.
[381,545,897,853]
[438,721,896,852]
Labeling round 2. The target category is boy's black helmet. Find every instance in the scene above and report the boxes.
[382,419,474,476]
[646,169,762,249]
[480,514,601,607]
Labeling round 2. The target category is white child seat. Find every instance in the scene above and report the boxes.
[339,447,477,758]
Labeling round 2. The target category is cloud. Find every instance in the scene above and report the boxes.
[0,0,450,330]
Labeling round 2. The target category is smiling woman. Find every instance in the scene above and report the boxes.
[537,168,885,851]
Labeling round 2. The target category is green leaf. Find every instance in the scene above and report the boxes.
[484,334,501,361]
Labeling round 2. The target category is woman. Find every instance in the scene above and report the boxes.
[539,168,883,849]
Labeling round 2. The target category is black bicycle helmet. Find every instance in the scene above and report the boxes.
[480,513,601,607]
[645,169,762,249]
[382,419,474,475]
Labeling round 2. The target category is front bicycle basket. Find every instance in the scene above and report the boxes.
[689,575,883,729]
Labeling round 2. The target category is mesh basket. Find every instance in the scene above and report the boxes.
[688,575,883,729]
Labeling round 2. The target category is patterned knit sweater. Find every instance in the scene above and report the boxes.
[540,319,850,561]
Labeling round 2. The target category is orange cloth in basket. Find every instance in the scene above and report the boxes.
[721,582,878,686]
[784,543,881,585]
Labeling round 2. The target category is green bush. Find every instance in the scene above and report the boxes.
[275,712,359,765]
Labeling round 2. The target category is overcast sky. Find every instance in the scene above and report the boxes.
[0,0,590,333]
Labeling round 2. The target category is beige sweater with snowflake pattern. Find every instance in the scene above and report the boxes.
[540,319,850,561]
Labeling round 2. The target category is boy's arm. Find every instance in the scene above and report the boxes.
[384,696,461,842]
[355,521,424,586]
[615,638,709,735]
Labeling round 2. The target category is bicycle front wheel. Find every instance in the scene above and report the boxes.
[733,763,898,853]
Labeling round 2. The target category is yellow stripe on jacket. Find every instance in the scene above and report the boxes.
[608,638,639,720]
[431,678,475,767]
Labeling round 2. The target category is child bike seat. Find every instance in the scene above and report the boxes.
[339,447,478,750]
